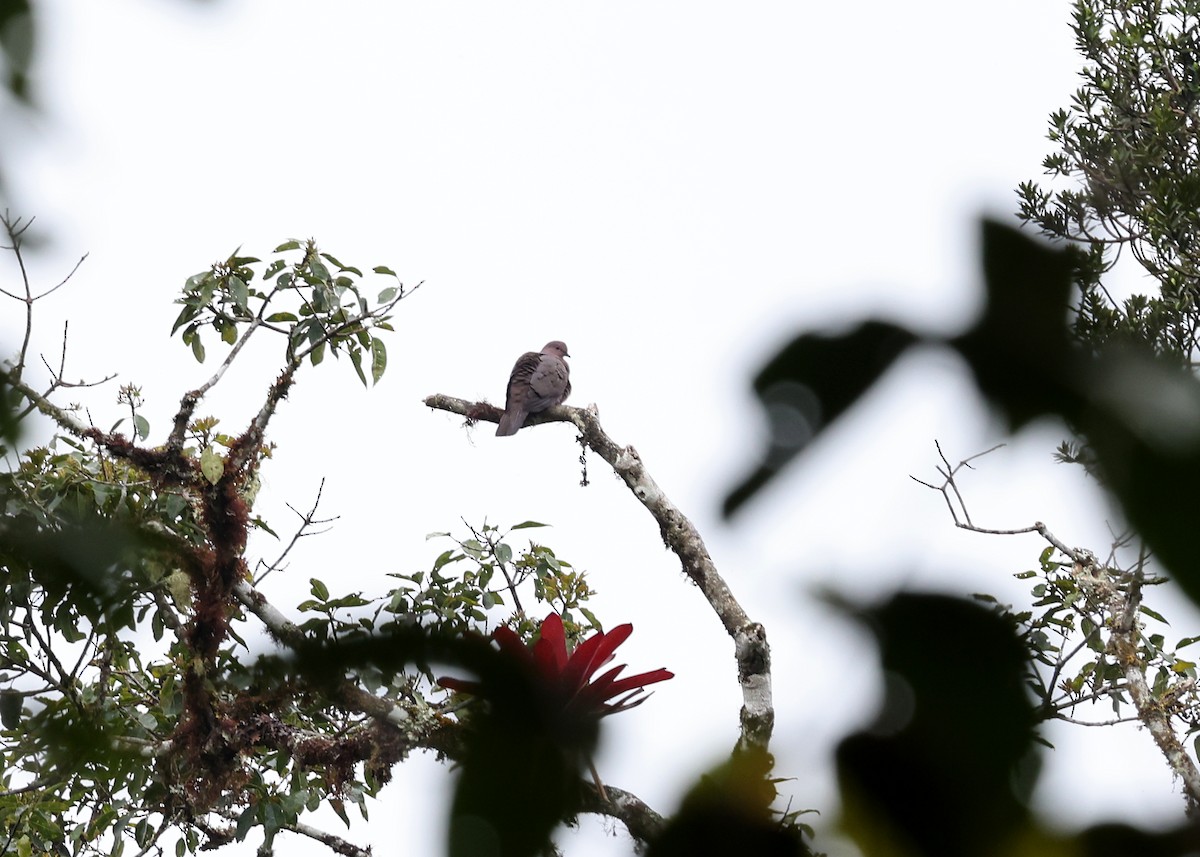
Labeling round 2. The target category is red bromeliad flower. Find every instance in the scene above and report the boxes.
[439,613,673,718]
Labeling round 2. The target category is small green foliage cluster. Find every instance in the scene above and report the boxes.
[294,521,600,693]
[984,545,1200,734]
[172,240,409,386]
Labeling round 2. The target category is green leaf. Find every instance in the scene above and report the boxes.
[370,337,387,384]
[321,253,363,277]
[511,521,547,530]
[273,240,302,252]
[331,799,351,827]
[495,543,512,564]
[579,606,601,630]
[200,445,224,484]
[1140,605,1169,624]
[229,276,250,310]
[310,578,330,601]
[190,334,206,363]
[266,312,298,323]
[220,322,237,345]
[310,341,326,366]
[373,265,397,276]
[234,807,256,842]
[310,258,332,283]
[378,286,398,303]
[251,516,279,537]
[183,271,209,293]
[133,414,150,441]
[350,348,367,388]
[171,303,200,335]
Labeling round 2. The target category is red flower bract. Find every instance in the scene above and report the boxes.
[439,613,673,718]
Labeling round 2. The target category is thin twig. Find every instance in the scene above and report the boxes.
[254,479,337,586]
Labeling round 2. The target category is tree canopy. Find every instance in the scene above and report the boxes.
[9,1,1200,856]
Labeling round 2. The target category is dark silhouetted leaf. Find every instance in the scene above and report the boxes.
[836,593,1037,857]
[723,321,919,517]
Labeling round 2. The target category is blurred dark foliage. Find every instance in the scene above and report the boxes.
[730,219,1200,854]
[725,219,1200,607]
[648,746,811,857]
[836,592,1200,857]
[836,594,1037,857]
[0,0,215,209]
[0,0,33,107]
[287,628,597,857]
[0,374,19,449]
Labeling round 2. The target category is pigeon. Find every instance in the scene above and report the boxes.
[496,341,571,436]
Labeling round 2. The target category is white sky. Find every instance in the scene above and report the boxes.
[4,1,1195,855]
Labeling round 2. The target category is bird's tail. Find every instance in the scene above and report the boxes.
[496,411,524,436]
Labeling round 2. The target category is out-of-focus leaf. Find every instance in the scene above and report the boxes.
[648,746,809,857]
[835,592,1037,857]
[951,219,1079,431]
[723,320,919,517]
[0,689,22,728]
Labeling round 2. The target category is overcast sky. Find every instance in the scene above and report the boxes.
[4,1,1192,855]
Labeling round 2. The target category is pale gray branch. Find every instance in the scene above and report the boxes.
[422,393,775,752]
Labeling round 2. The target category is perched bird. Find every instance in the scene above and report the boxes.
[496,341,571,436]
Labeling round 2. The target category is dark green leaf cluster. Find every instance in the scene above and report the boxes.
[1018,0,1200,364]
[171,240,409,386]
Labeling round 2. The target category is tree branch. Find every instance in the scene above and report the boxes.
[422,393,775,752]
[921,444,1200,808]
[287,817,371,857]
[578,782,666,844]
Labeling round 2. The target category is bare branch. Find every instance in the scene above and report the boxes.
[254,479,338,586]
[2,212,35,381]
[286,818,371,857]
[1057,714,1142,727]
[3,366,92,437]
[192,317,264,401]
[34,252,88,301]
[578,782,666,844]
